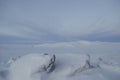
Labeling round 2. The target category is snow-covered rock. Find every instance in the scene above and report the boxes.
[1,52,120,80]
[7,56,21,67]
[0,41,120,80]
[9,53,92,80]
[9,53,55,80]
[50,54,92,77]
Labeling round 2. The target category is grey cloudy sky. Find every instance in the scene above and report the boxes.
[0,0,120,44]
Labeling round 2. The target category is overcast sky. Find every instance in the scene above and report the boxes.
[0,0,120,44]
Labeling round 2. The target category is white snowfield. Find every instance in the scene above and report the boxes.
[8,53,120,80]
[0,41,120,80]
[9,54,55,80]
[9,53,91,80]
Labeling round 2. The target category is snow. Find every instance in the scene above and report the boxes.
[0,41,120,80]
[8,53,91,80]
[9,54,55,80]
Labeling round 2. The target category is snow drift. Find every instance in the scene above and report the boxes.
[0,41,120,80]
[6,53,120,80]
[9,54,55,80]
[8,53,92,80]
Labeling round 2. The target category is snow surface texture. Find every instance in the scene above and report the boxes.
[1,53,120,80]
[9,54,55,80]
[0,41,120,80]
[2,53,93,80]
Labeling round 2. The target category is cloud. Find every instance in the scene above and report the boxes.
[0,0,120,43]
[33,40,120,54]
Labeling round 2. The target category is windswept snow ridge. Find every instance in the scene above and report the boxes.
[0,54,120,80]
[0,41,120,80]
[8,53,92,80]
[9,54,55,80]
[6,53,120,80]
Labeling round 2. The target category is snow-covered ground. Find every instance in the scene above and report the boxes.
[0,41,120,80]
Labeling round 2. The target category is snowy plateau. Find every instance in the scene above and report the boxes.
[0,41,120,80]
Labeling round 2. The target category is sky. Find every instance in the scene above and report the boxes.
[0,0,120,44]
